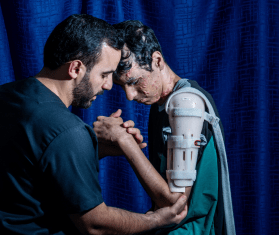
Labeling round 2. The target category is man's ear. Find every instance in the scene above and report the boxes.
[152,51,165,71]
[68,60,86,80]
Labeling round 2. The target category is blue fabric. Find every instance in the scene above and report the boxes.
[0,1,278,234]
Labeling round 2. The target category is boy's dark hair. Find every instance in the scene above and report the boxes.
[44,14,123,71]
[113,20,164,77]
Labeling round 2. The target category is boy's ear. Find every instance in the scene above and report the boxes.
[152,51,165,70]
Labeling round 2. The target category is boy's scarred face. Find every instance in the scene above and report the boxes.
[114,61,165,105]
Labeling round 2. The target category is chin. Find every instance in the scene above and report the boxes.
[72,101,92,109]
[142,100,155,105]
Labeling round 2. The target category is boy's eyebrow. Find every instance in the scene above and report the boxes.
[125,77,137,84]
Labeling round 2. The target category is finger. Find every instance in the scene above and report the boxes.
[127,129,143,141]
[171,195,187,215]
[93,120,102,127]
[145,211,153,215]
[110,109,122,118]
[116,117,124,123]
[139,142,147,149]
[96,116,107,121]
[175,207,188,221]
[123,120,135,128]
[126,127,140,135]
[135,133,144,144]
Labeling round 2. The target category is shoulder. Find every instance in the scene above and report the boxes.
[41,124,98,164]
[33,103,96,146]
[173,79,214,101]
[186,79,214,101]
[171,79,217,114]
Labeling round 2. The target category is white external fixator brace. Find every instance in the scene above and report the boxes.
[165,93,206,192]
[165,86,236,235]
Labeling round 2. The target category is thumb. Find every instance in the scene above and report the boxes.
[171,195,187,215]
[110,109,122,118]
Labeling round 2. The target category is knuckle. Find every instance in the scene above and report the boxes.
[171,211,176,217]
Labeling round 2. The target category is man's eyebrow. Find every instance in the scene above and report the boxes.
[102,70,115,75]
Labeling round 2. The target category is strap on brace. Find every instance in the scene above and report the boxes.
[168,136,200,149]
[171,108,220,127]
[204,112,220,127]
[172,108,202,117]
[166,170,197,181]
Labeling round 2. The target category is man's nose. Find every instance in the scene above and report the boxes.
[124,85,137,101]
[103,75,113,91]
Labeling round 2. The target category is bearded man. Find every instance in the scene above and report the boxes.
[0,15,188,235]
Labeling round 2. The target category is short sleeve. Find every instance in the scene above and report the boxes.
[39,125,103,214]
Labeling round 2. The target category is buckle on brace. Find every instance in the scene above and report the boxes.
[209,115,220,127]
[194,140,201,147]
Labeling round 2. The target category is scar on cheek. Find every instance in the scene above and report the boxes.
[161,88,171,97]
[142,82,148,87]
[151,81,156,86]
[142,78,148,84]
[126,71,131,77]
[154,96,160,102]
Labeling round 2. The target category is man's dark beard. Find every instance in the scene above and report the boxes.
[72,72,95,109]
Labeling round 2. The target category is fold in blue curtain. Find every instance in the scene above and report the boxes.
[0,0,278,234]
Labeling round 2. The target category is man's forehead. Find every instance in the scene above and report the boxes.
[113,76,125,85]
[113,69,135,85]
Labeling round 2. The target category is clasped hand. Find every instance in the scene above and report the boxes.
[93,109,147,158]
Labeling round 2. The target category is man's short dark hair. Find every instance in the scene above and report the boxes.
[44,14,123,71]
[113,20,164,77]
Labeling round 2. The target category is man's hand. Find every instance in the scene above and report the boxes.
[148,195,188,227]
[93,109,146,158]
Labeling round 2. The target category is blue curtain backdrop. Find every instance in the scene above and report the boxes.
[0,0,278,234]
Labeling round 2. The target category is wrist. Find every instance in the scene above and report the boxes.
[117,132,136,148]
[146,212,162,230]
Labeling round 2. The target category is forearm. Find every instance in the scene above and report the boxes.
[94,206,159,234]
[70,203,159,235]
[118,136,190,208]
[70,197,187,235]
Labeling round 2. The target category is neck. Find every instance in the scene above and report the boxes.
[35,66,73,107]
[157,65,181,105]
